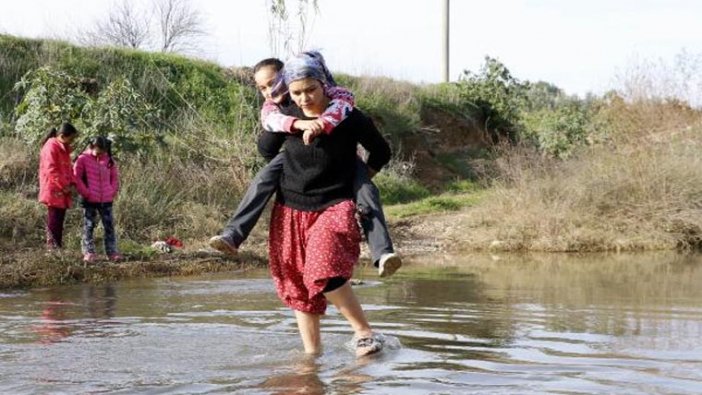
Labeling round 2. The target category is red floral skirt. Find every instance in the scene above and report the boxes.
[268,200,361,314]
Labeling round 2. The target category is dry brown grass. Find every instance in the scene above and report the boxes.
[351,75,419,105]
[0,139,42,242]
[115,153,251,242]
[0,138,37,190]
[452,115,702,252]
[594,94,701,145]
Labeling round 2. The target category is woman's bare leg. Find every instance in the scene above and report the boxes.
[294,310,322,355]
[325,282,383,356]
[324,282,373,338]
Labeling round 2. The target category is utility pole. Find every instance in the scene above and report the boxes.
[442,0,450,82]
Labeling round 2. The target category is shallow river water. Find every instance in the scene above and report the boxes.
[1,252,702,394]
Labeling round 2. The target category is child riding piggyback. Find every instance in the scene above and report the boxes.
[210,52,401,277]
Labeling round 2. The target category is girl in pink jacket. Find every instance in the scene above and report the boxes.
[73,136,122,262]
[39,123,79,250]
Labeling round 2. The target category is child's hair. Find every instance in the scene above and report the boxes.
[88,135,115,167]
[40,122,79,146]
[253,58,284,74]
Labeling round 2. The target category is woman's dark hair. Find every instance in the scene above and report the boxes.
[40,122,79,146]
[253,58,284,74]
[88,135,115,167]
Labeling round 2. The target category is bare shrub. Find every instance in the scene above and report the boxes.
[605,50,702,144]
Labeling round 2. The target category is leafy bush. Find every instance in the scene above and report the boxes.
[457,56,526,141]
[82,77,160,154]
[0,36,260,143]
[520,80,566,112]
[521,102,591,158]
[13,67,90,142]
[13,67,158,153]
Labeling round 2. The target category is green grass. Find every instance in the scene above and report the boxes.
[385,191,484,219]
[446,179,481,193]
[373,172,431,205]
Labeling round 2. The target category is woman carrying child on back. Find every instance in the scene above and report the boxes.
[210,53,402,277]
[73,136,123,262]
[258,51,391,357]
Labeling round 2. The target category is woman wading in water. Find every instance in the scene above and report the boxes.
[258,51,392,357]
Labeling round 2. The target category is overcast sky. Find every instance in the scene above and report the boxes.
[1,0,701,96]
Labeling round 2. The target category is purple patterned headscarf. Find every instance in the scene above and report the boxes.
[270,50,337,98]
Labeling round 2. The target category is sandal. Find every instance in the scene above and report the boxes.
[355,334,384,357]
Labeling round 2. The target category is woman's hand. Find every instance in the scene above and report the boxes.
[302,129,323,145]
[294,119,325,134]
[296,118,326,145]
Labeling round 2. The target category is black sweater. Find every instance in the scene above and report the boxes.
[258,106,391,211]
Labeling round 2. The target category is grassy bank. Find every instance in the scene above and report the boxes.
[400,109,702,253]
[1,35,701,288]
[0,248,267,288]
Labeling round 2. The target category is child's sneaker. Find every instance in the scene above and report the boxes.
[108,253,123,262]
[378,253,402,277]
[83,253,98,263]
[209,235,238,256]
[355,334,385,357]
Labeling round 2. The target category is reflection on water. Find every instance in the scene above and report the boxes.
[257,354,375,395]
[1,252,702,394]
[32,284,117,345]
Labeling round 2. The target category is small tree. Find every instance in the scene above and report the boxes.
[520,80,566,112]
[80,0,151,49]
[80,0,207,55]
[155,0,206,53]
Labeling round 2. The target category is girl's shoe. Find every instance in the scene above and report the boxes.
[108,253,123,262]
[83,253,98,263]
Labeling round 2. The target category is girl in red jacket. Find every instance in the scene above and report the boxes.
[73,136,122,262]
[38,123,79,250]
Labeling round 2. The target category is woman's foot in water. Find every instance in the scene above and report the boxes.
[355,334,385,357]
